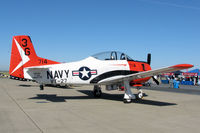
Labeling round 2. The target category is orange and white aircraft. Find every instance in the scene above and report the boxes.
[9,35,193,103]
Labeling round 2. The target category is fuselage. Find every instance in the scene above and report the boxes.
[24,56,151,85]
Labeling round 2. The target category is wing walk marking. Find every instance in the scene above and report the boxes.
[11,38,30,74]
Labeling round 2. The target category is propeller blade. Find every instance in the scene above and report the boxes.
[147,53,151,65]
[152,76,159,85]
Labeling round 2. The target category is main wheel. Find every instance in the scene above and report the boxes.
[40,85,44,90]
[93,89,102,98]
[123,99,132,103]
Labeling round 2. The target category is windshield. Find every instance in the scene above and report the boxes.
[92,51,134,61]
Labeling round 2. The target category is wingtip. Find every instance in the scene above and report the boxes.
[170,64,194,69]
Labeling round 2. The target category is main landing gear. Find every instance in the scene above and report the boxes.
[93,83,144,103]
[123,80,135,103]
[123,81,144,103]
[93,85,102,98]
[40,84,44,90]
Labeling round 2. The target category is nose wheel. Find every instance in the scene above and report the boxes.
[136,87,144,100]
[137,91,144,99]
[93,85,102,98]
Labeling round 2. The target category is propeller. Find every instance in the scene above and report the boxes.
[147,53,159,85]
[147,53,151,65]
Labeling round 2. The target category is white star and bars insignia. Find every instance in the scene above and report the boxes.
[72,67,97,80]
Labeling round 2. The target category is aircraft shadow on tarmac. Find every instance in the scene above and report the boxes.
[19,84,35,87]
[29,90,177,106]
[19,84,74,89]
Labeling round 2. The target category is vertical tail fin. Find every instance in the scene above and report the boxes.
[9,35,60,78]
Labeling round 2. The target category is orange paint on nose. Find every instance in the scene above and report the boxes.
[128,61,152,85]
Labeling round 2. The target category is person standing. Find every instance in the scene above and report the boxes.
[169,76,174,88]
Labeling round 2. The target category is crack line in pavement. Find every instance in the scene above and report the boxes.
[2,87,43,133]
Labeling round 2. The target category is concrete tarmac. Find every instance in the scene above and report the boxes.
[0,78,200,133]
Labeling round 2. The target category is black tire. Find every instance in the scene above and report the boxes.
[93,89,102,98]
[40,85,44,90]
[123,99,132,103]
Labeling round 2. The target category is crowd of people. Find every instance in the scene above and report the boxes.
[166,75,199,88]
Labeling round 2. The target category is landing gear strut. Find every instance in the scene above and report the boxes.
[93,85,102,98]
[123,80,136,103]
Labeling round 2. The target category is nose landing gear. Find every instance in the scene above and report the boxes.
[137,89,144,99]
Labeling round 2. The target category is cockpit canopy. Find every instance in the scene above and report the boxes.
[92,51,134,61]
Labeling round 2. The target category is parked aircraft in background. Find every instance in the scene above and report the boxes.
[9,36,193,103]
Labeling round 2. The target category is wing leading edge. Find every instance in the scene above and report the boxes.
[98,64,194,84]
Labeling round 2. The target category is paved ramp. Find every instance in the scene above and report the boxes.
[1,78,200,133]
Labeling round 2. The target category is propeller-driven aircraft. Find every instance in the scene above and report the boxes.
[9,35,193,103]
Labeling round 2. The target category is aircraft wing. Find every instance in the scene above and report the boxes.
[98,64,193,84]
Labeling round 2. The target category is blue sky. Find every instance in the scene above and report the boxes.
[0,0,199,71]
